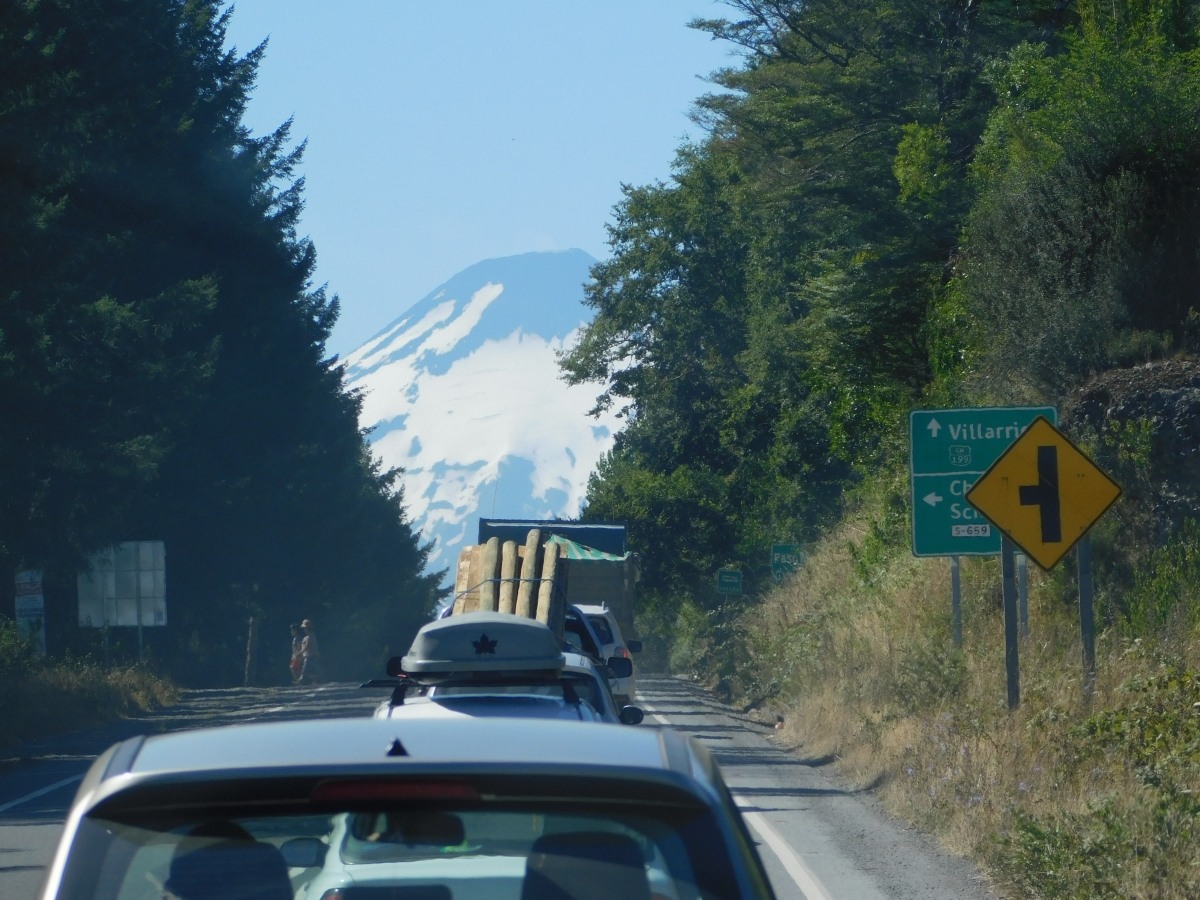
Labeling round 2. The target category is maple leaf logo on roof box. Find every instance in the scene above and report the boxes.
[472,634,498,655]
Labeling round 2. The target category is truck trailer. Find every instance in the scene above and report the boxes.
[448,519,639,641]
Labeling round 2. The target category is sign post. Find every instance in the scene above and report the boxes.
[14,570,46,657]
[1001,538,1020,709]
[911,407,1056,650]
[1078,536,1096,694]
[1017,553,1030,637]
[770,545,804,584]
[949,556,962,648]
[967,416,1120,701]
[716,570,743,596]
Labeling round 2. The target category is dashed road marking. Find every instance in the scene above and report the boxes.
[0,775,84,814]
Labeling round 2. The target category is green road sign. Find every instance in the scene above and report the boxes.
[771,544,803,583]
[716,569,743,595]
[910,406,1056,557]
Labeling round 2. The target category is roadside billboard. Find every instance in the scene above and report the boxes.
[77,541,166,628]
[15,570,46,656]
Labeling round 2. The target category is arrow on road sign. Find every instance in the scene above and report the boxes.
[923,492,944,507]
[966,417,1121,570]
[927,418,942,437]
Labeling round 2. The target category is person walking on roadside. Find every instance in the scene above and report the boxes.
[289,623,303,684]
[299,619,321,685]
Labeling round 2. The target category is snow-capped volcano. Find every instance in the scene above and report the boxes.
[343,249,619,579]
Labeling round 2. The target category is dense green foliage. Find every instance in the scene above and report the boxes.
[566,0,1200,635]
[0,0,441,683]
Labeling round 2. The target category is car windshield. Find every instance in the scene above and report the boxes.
[433,674,607,715]
[59,801,742,900]
[586,616,615,645]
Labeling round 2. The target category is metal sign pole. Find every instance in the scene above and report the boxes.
[1078,535,1096,694]
[950,557,962,648]
[1017,553,1029,637]
[1001,536,1020,709]
[134,546,144,664]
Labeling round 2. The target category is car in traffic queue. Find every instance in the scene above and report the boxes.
[574,603,641,704]
[369,611,644,726]
[39,717,776,900]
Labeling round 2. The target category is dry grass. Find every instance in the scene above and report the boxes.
[0,660,178,749]
[733,492,1200,899]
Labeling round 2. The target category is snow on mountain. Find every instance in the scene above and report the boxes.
[343,249,620,580]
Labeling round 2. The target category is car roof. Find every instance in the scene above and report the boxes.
[127,717,668,777]
[573,604,612,616]
[562,650,600,674]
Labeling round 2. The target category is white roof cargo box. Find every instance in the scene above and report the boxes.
[402,611,566,674]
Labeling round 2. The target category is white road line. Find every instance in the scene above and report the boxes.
[0,775,84,814]
[734,802,835,900]
[634,697,672,725]
[639,692,835,900]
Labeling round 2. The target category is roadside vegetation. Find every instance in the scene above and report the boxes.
[0,0,442,684]
[568,1,1200,896]
[0,619,176,749]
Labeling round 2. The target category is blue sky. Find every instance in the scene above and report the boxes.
[221,1,736,356]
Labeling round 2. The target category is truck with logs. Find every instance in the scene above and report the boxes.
[448,519,639,644]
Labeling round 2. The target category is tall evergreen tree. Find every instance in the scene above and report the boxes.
[0,0,441,683]
[563,0,1069,613]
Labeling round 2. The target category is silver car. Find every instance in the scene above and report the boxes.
[369,611,644,726]
[375,651,630,724]
[40,717,776,900]
[574,604,641,703]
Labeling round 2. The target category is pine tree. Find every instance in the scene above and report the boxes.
[0,0,441,682]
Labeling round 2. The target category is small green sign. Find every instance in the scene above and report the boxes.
[910,407,1056,557]
[716,569,743,595]
[771,544,803,583]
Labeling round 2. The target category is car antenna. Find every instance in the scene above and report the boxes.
[386,737,409,757]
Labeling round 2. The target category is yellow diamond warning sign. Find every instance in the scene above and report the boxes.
[965,417,1121,570]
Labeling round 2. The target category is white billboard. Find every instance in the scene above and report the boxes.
[77,541,166,628]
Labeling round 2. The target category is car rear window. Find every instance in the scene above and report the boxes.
[431,674,607,715]
[586,616,614,645]
[56,797,746,900]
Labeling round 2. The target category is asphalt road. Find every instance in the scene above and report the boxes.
[637,675,997,900]
[0,681,382,899]
[0,675,997,900]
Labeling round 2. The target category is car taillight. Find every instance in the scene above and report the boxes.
[318,891,346,900]
[312,780,480,803]
[616,646,629,658]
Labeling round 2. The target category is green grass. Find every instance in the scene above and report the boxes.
[0,617,177,749]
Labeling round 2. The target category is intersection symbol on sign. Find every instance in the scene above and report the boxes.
[966,417,1121,570]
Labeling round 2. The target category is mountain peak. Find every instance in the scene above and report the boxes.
[345,250,618,580]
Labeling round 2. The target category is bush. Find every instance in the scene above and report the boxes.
[1124,521,1200,636]
[0,616,177,748]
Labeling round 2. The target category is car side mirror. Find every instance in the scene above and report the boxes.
[626,640,642,653]
[619,706,645,726]
[280,837,326,868]
[385,656,405,677]
[605,657,633,679]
